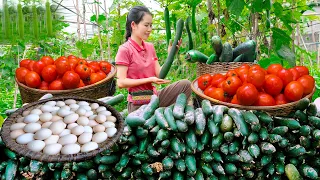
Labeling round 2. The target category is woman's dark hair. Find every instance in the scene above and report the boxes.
[125,6,152,41]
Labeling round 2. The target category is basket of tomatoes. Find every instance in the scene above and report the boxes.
[15,55,116,104]
[191,63,316,116]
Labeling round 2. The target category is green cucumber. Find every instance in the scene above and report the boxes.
[201,99,213,116]
[164,107,178,131]
[224,132,234,142]
[201,151,213,162]
[162,156,174,170]
[260,142,276,154]
[219,42,233,62]
[201,162,214,175]
[274,117,301,129]
[195,170,205,180]
[30,160,42,174]
[17,3,24,39]
[206,54,218,64]
[155,108,169,129]
[294,110,308,124]
[225,154,240,162]
[261,155,272,166]
[159,171,171,179]
[171,137,182,155]
[239,150,254,163]
[267,163,275,175]
[142,95,159,120]
[208,117,220,136]
[46,1,53,36]
[287,145,306,157]
[233,54,244,62]
[308,116,320,128]
[138,137,149,153]
[211,133,223,150]
[195,108,206,135]
[220,114,233,132]
[242,111,261,132]
[228,141,240,154]
[259,127,269,140]
[175,159,186,172]
[184,105,195,125]
[173,93,187,120]
[278,138,291,148]
[136,126,148,138]
[224,163,237,175]
[144,115,156,130]
[248,144,260,158]
[176,120,188,132]
[285,164,302,180]
[153,129,169,145]
[271,126,289,135]
[268,134,283,143]
[115,153,130,172]
[307,103,317,116]
[173,171,184,180]
[150,125,160,135]
[313,129,320,140]
[232,40,256,60]
[100,155,119,164]
[126,115,145,127]
[253,111,273,124]
[185,16,193,50]
[295,98,310,111]
[32,5,39,39]
[185,155,197,175]
[191,5,197,33]
[104,94,125,106]
[228,108,249,136]
[211,36,223,57]
[212,151,224,163]
[4,149,17,160]
[220,143,229,155]
[164,6,171,46]
[248,132,259,144]
[185,50,209,63]
[214,105,229,124]
[161,139,170,148]
[4,160,18,180]
[141,163,153,175]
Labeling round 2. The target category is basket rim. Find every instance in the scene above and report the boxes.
[191,78,316,111]
[15,64,117,94]
[0,96,124,162]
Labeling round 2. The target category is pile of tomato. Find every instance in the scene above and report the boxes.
[198,64,315,106]
[16,55,112,90]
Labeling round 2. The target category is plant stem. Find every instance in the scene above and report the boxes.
[95,0,103,59]
[103,0,111,61]
[75,0,81,40]
[217,0,221,36]
[207,0,214,38]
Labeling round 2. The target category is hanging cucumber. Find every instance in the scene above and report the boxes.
[185,16,193,50]
[266,10,271,29]
[164,6,171,46]
[32,4,39,39]
[46,1,53,36]
[4,3,11,38]
[159,18,184,79]
[191,5,197,33]
[211,35,223,57]
[17,3,24,39]
[185,50,209,63]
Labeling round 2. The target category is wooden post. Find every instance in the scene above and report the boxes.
[94,1,103,59]
[104,0,111,61]
[75,0,81,40]
[217,0,221,36]
[117,3,122,45]
[311,21,316,51]
[83,0,87,40]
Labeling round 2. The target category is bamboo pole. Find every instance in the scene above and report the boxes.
[217,0,221,36]
[83,0,87,40]
[207,0,214,38]
[104,0,111,61]
[75,0,81,39]
[291,0,295,53]
[94,1,104,59]
[117,3,122,45]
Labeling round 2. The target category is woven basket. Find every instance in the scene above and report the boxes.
[191,78,316,116]
[0,96,124,162]
[16,65,117,104]
[196,62,255,77]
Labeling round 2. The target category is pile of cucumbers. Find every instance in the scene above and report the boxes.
[185,36,257,64]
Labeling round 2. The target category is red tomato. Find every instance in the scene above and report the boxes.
[254,92,276,106]
[297,75,315,95]
[295,66,309,77]
[204,86,216,96]
[88,62,101,72]
[217,81,224,88]
[96,71,107,80]
[207,88,229,102]
[67,55,77,59]
[100,61,112,75]
[237,68,248,83]
[236,83,259,106]
[222,76,242,96]
[68,57,79,65]
[263,74,283,96]
[231,95,239,104]
[89,73,101,85]
[16,67,29,84]
[56,56,67,62]
[49,79,64,90]
[39,81,49,90]
[239,64,250,70]
[78,59,88,65]
[198,74,212,91]
[284,81,304,102]
[62,71,80,89]
[78,79,85,88]
[25,71,41,88]
[40,56,54,66]
[277,69,293,87]
[75,64,91,80]
[20,59,31,68]
[247,68,265,88]
[42,65,57,83]
[27,61,35,71]
[267,64,283,75]
[274,94,289,105]
[289,68,300,81]
[226,70,238,77]
[33,61,46,75]
[211,74,226,87]
[69,62,78,70]
[55,59,70,75]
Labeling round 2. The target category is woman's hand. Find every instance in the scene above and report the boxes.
[148,77,170,84]
[168,38,182,54]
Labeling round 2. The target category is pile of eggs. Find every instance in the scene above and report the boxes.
[9,99,118,155]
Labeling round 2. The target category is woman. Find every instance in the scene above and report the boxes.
[115,6,191,113]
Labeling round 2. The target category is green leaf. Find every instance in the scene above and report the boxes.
[252,0,264,13]
[272,27,291,49]
[276,45,296,67]
[98,14,106,24]
[273,2,283,17]
[263,0,272,10]
[258,55,283,69]
[227,0,245,17]
[90,15,96,22]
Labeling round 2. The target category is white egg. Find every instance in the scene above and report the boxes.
[61,105,71,111]
[78,133,93,144]
[16,133,34,145]
[51,115,63,122]
[85,111,94,117]
[71,126,84,136]
[52,106,60,111]
[69,103,80,110]
[83,126,93,133]
[77,116,89,126]
[81,142,98,152]
[34,128,52,140]
[90,103,99,110]
[39,113,53,122]
[80,105,91,111]
[57,109,72,117]
[106,116,117,123]
[61,144,80,155]
[27,140,45,152]
[79,101,90,106]
[67,123,78,130]
[106,127,117,137]
[102,121,115,128]
[51,111,58,116]
[30,109,42,115]
[24,123,42,133]
[76,108,87,116]
[49,121,67,135]
[22,110,30,117]
[89,115,97,120]
[64,113,79,124]
[88,120,99,127]
[65,99,77,105]
[92,132,108,143]
[24,114,40,123]
[44,135,59,145]
[99,111,111,117]
[45,101,57,106]
[43,143,62,155]
[93,125,106,133]
[10,123,26,131]
[59,129,71,137]
[56,101,66,107]
[42,122,52,128]
[16,117,25,123]
[96,106,106,113]
[10,129,25,139]
[58,134,77,145]
[95,115,107,123]
[40,105,55,112]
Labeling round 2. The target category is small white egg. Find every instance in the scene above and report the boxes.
[77,116,89,126]
[49,121,67,135]
[58,134,77,145]
[34,128,52,140]
[92,132,108,143]
[40,105,55,112]
[16,117,24,123]
[85,111,94,117]
[24,123,42,133]
[30,109,42,115]
[95,115,107,123]
[78,133,93,144]
[52,106,60,111]
[42,122,52,128]
[80,105,91,111]
[10,123,26,131]
[106,127,117,137]
[65,99,77,105]
[16,133,34,145]
[61,105,71,111]
[64,113,79,124]
[59,129,71,137]
[57,109,72,117]
[44,135,59,145]
[76,108,87,116]
[27,140,45,152]
[99,111,111,117]
[83,126,93,133]
[96,106,107,113]
[69,103,80,110]
[56,101,66,107]
[24,114,40,123]
[81,142,98,152]
[10,129,25,139]
[45,101,57,106]
[93,125,106,133]
[22,110,30,117]
[106,116,117,123]
[102,121,115,128]
[51,115,63,122]
[43,143,62,155]
[39,113,53,122]
[67,123,78,130]
[90,103,99,110]
[71,126,84,136]
[89,115,97,120]
[78,101,90,106]
[88,120,99,127]
[61,144,80,155]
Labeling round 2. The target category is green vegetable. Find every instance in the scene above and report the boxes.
[201,99,213,116]
[206,54,218,64]
[164,6,171,46]
[211,36,223,57]
[184,105,195,125]
[195,108,206,135]
[164,107,178,131]
[46,1,53,36]
[185,50,209,63]
[173,93,187,119]
[191,5,197,33]
[285,164,303,180]
[219,42,233,62]
[17,3,24,39]
[232,40,256,60]
[32,5,39,39]
[228,108,249,136]
[208,116,220,136]
[185,16,193,50]
[155,108,169,129]
[274,117,301,129]
[126,115,145,127]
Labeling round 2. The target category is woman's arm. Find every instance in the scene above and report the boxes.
[155,61,161,78]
